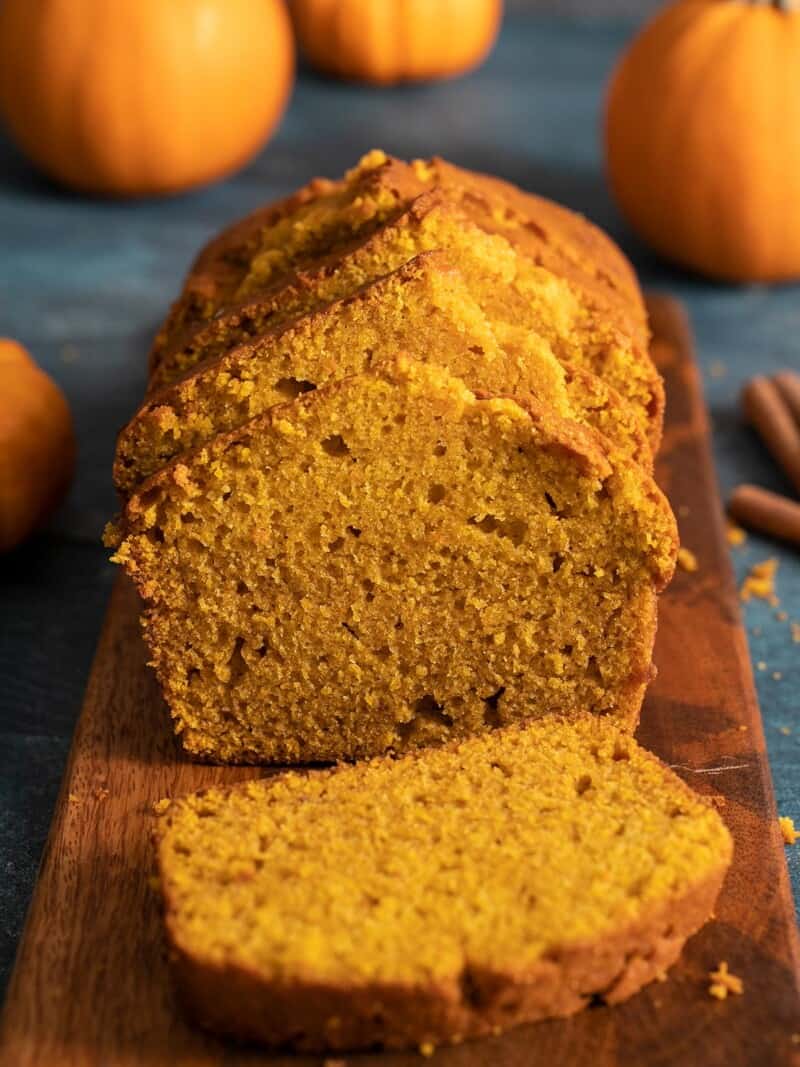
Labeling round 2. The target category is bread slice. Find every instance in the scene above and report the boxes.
[151,148,646,379]
[147,152,660,447]
[154,716,732,1052]
[149,189,662,454]
[410,155,649,348]
[115,252,650,495]
[149,151,418,384]
[117,253,575,493]
[108,358,676,763]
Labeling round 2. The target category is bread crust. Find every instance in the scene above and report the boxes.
[424,156,646,318]
[148,175,335,377]
[115,248,659,496]
[148,154,427,381]
[167,869,725,1052]
[145,153,659,445]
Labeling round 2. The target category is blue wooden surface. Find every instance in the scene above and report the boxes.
[1,14,798,994]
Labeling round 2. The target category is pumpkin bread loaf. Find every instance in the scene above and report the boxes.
[149,152,660,446]
[115,252,651,494]
[155,716,732,1052]
[109,358,676,763]
[148,188,662,453]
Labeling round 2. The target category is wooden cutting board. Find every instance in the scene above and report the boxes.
[1,296,799,1067]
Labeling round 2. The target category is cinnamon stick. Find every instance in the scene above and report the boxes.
[741,376,800,495]
[773,371,800,427]
[729,484,800,548]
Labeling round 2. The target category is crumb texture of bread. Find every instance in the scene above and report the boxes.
[116,251,651,495]
[113,358,676,763]
[114,252,575,493]
[155,717,733,1051]
[145,151,661,453]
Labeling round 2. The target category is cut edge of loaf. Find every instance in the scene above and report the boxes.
[109,357,677,763]
[148,151,413,381]
[115,248,657,496]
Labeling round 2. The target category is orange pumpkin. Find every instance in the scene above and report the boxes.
[0,340,75,553]
[290,0,502,85]
[0,0,294,198]
[606,0,800,283]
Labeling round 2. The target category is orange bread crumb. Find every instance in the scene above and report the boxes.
[109,358,677,763]
[740,558,779,602]
[708,961,744,1000]
[677,547,698,573]
[726,521,746,547]
[780,816,798,845]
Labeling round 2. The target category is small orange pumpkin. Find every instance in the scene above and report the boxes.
[606,0,800,283]
[290,0,502,86]
[0,340,75,553]
[0,0,294,198]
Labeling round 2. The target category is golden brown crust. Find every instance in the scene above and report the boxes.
[427,157,645,310]
[148,176,336,377]
[168,868,725,1052]
[146,153,657,435]
[414,156,650,347]
[148,154,430,381]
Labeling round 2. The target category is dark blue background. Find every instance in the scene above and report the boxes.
[1,14,798,992]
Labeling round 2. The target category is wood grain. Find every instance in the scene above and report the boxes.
[1,295,799,1067]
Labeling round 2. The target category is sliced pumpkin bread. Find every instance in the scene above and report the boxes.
[116,252,577,493]
[155,716,732,1052]
[108,358,676,763]
[410,155,649,346]
[115,252,650,495]
[148,190,662,454]
[148,153,660,446]
[149,150,417,383]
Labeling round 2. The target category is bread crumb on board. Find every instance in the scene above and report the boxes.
[323,1059,347,1067]
[709,961,744,1000]
[740,558,779,603]
[419,1042,436,1058]
[677,547,699,573]
[792,622,800,644]
[726,521,746,547]
[780,816,798,845]
[152,798,172,816]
